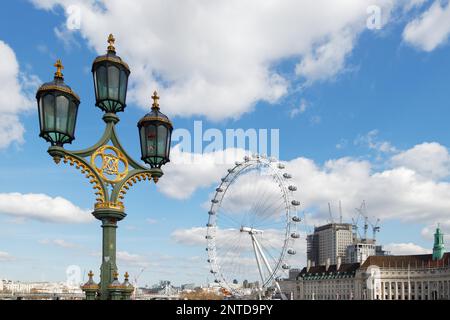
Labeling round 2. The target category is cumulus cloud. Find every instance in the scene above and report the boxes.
[0,40,39,149]
[31,0,397,120]
[384,242,431,255]
[0,251,14,262]
[117,251,150,268]
[403,0,450,51]
[391,142,450,180]
[162,141,450,232]
[39,238,80,249]
[157,145,248,199]
[0,193,93,223]
[354,129,397,153]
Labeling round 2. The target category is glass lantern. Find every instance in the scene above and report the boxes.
[138,91,173,168]
[36,60,80,146]
[92,34,130,113]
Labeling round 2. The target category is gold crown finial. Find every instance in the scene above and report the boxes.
[88,270,94,278]
[152,91,160,109]
[113,270,119,279]
[54,59,64,79]
[124,272,129,280]
[107,34,116,53]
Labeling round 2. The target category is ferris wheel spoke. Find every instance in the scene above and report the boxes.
[252,199,286,228]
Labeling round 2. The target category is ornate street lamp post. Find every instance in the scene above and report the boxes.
[36,34,173,300]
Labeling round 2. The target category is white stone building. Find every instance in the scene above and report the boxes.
[281,227,450,300]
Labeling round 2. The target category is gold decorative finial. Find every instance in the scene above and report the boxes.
[113,270,119,279]
[124,272,129,280]
[54,59,64,79]
[152,91,160,109]
[107,34,116,53]
[88,270,94,278]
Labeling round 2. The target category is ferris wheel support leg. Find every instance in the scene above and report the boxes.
[252,235,287,300]
[251,234,266,291]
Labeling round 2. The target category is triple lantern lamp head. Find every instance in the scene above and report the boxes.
[36,34,173,168]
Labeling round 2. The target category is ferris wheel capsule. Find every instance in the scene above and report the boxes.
[244,156,250,162]
[206,223,213,227]
[216,187,223,192]
[206,235,212,239]
[288,185,297,191]
[283,173,292,179]
[282,264,290,270]
[208,211,215,215]
[287,249,296,255]
[278,163,285,169]
[291,200,300,206]
[211,199,219,204]
[291,232,300,239]
[292,216,301,222]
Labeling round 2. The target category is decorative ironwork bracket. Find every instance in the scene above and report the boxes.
[47,113,162,212]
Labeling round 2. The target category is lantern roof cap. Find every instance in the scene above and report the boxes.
[138,91,173,128]
[92,33,130,72]
[36,59,80,102]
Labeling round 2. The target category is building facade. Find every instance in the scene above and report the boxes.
[345,241,376,264]
[307,223,353,266]
[281,228,450,300]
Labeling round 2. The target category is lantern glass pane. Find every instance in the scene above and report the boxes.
[145,125,157,157]
[39,96,44,131]
[97,65,108,99]
[67,100,78,136]
[108,65,120,101]
[43,94,55,131]
[55,95,69,133]
[166,128,172,158]
[139,126,146,157]
[119,69,127,104]
[157,125,167,157]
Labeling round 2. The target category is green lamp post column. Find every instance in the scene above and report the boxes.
[36,34,173,300]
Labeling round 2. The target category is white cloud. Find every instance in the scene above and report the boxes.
[31,0,396,120]
[403,1,450,51]
[157,146,248,199]
[117,251,150,268]
[0,251,14,262]
[354,129,397,153]
[162,142,450,233]
[39,238,80,249]
[289,99,308,118]
[0,40,39,149]
[384,242,431,255]
[391,142,450,180]
[0,193,93,223]
[146,218,158,225]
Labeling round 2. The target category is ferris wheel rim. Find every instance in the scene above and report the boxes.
[206,155,300,295]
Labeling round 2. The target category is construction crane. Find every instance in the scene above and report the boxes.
[369,218,381,241]
[328,202,334,223]
[132,267,146,299]
[354,200,369,241]
[355,201,380,242]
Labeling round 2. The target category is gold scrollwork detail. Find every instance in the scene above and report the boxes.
[91,145,129,184]
[62,155,106,205]
[94,201,124,211]
[117,172,154,201]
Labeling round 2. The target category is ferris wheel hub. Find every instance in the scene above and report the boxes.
[240,226,264,234]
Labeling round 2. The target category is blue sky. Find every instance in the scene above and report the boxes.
[1,0,450,287]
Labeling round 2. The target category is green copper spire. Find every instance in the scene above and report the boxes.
[432,224,445,260]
